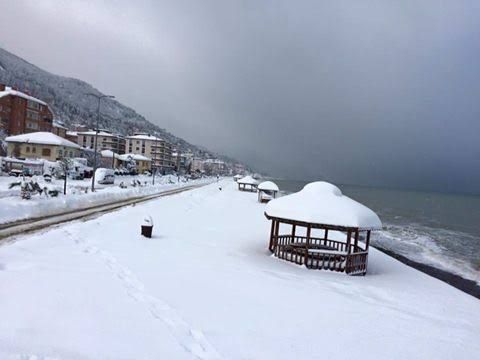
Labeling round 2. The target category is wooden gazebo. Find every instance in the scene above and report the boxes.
[233,174,243,182]
[257,181,279,203]
[237,175,259,192]
[264,182,382,275]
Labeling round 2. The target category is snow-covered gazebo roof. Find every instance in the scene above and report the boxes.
[237,175,259,185]
[5,132,81,149]
[234,174,243,180]
[258,181,279,192]
[265,181,382,230]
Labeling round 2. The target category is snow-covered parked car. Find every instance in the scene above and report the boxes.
[95,168,115,184]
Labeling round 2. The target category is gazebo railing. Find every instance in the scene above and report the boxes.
[271,235,368,275]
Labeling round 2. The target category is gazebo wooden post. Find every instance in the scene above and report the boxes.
[346,230,352,254]
[274,219,280,251]
[305,224,311,267]
[354,229,359,252]
[291,224,296,244]
[269,219,276,252]
[365,230,371,250]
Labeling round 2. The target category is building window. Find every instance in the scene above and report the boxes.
[27,100,41,110]
[42,148,51,156]
[26,121,39,129]
[26,110,40,120]
[26,146,30,153]
[32,147,36,153]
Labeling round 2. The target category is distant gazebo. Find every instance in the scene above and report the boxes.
[233,174,243,182]
[257,181,279,203]
[264,182,382,275]
[237,175,259,192]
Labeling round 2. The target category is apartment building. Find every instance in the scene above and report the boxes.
[0,84,54,135]
[77,130,126,154]
[126,133,173,172]
[5,132,81,161]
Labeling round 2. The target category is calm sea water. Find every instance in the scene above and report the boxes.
[274,180,480,284]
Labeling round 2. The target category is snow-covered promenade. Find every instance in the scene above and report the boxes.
[0,180,479,359]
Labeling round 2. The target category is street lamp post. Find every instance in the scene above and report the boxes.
[86,93,115,192]
[152,134,158,185]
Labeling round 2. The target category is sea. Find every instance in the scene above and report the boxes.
[274,180,480,285]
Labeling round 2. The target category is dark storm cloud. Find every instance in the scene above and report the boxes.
[1,0,479,193]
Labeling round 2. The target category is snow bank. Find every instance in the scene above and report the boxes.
[0,181,477,359]
[0,175,209,224]
[266,181,382,229]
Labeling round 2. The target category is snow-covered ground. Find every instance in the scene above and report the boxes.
[0,174,210,224]
[0,180,478,359]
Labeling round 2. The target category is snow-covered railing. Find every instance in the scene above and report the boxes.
[270,234,369,274]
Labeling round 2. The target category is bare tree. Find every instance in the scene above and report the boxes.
[59,157,73,195]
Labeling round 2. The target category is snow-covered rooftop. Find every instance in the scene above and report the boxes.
[5,132,81,149]
[204,158,225,164]
[234,174,243,179]
[118,153,151,162]
[100,150,119,159]
[77,130,120,137]
[127,134,162,141]
[66,131,78,136]
[53,121,68,129]
[265,181,382,230]
[0,86,47,106]
[237,175,259,185]
[258,181,279,192]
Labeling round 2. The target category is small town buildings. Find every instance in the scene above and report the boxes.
[203,158,227,175]
[77,130,126,154]
[52,121,68,138]
[0,84,54,136]
[5,132,81,161]
[237,175,259,192]
[126,133,173,173]
[100,150,120,169]
[118,153,152,173]
[257,181,279,203]
[65,131,78,144]
[172,151,193,173]
[191,157,205,173]
[264,181,382,275]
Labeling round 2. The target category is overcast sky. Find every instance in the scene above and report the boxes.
[1,0,479,193]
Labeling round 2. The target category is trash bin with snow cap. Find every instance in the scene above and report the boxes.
[141,216,154,238]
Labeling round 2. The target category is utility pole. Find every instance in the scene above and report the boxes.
[86,93,115,192]
[111,150,116,169]
[152,134,158,185]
